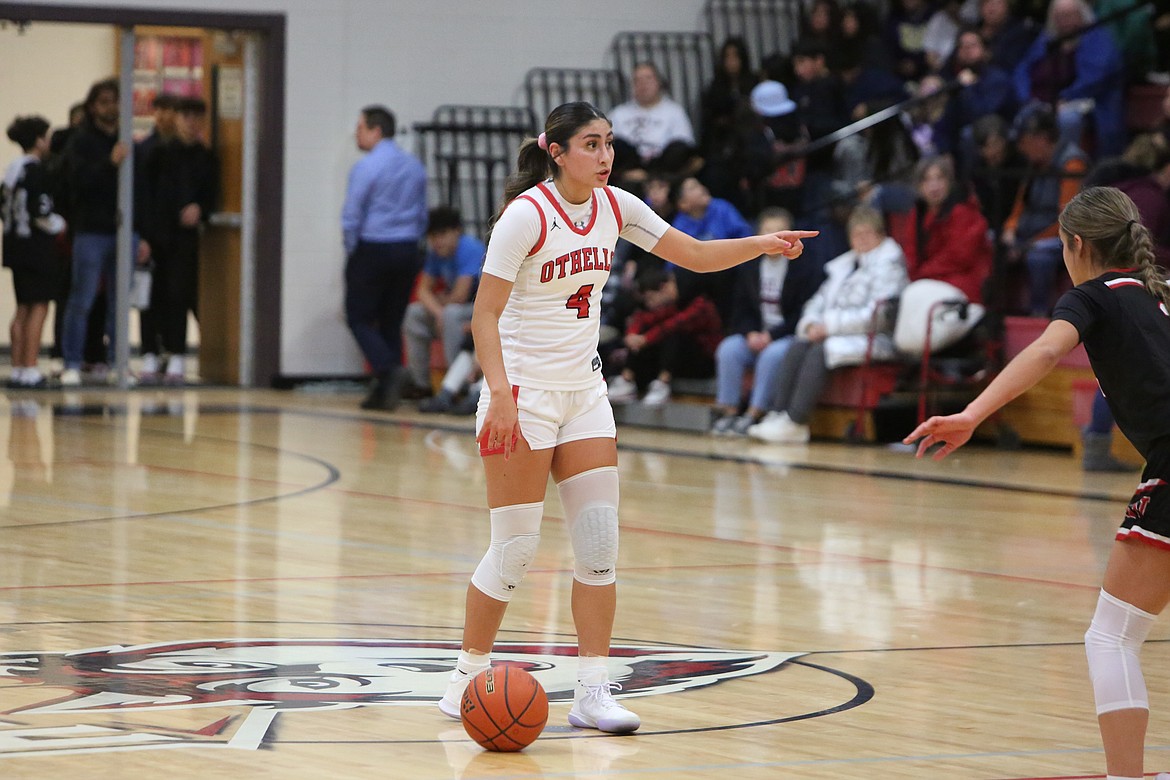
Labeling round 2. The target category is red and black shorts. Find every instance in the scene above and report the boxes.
[1118,443,1170,550]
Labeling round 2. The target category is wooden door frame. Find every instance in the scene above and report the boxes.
[0,2,285,386]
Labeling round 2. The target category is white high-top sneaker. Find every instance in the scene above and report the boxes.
[568,682,641,733]
[437,662,490,719]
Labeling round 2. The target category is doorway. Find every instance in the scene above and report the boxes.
[0,3,285,387]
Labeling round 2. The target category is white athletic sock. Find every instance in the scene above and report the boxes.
[10,367,27,382]
[578,655,608,687]
[455,649,490,675]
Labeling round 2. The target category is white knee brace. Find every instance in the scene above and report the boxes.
[557,466,619,586]
[470,502,544,602]
[1085,589,1155,715]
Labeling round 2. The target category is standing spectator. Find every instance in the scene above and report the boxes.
[48,103,85,157]
[977,0,1036,73]
[890,155,993,303]
[1000,105,1089,315]
[59,78,149,387]
[2,116,66,388]
[139,97,218,384]
[606,269,723,406]
[341,105,427,411]
[669,176,753,325]
[44,101,83,368]
[402,206,484,400]
[1013,0,1127,157]
[699,37,758,205]
[749,205,908,443]
[609,62,699,186]
[710,208,826,435]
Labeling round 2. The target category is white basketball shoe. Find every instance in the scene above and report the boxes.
[568,682,641,733]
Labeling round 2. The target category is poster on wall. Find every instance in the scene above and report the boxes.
[132,35,204,138]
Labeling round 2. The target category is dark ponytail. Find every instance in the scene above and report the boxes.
[1059,186,1170,310]
[489,101,610,232]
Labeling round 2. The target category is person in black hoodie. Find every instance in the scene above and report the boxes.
[140,97,218,384]
[709,208,827,435]
[58,78,150,386]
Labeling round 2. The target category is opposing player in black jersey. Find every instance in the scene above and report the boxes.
[905,187,1170,780]
[2,116,66,388]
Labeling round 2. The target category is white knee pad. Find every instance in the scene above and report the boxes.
[1085,589,1155,715]
[470,502,544,602]
[557,466,619,586]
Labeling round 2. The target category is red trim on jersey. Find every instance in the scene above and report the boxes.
[536,181,598,235]
[603,186,623,232]
[515,195,546,256]
[1104,279,1144,289]
[478,385,522,457]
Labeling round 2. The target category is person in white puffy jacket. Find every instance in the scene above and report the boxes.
[748,205,908,443]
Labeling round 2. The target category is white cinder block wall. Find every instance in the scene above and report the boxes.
[0,0,707,376]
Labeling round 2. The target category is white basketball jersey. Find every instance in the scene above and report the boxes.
[482,181,669,390]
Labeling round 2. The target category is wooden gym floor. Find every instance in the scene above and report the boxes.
[0,386,1161,779]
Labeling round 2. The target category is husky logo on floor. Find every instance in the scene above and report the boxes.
[0,639,801,757]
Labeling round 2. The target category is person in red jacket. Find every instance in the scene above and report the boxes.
[891,155,993,304]
[606,269,723,406]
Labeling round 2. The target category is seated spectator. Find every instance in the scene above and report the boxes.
[940,27,1017,163]
[738,80,805,216]
[609,62,700,186]
[606,270,723,407]
[831,98,920,214]
[1013,0,1126,156]
[906,75,953,158]
[890,155,993,303]
[790,40,849,209]
[700,36,759,204]
[748,205,909,443]
[1081,132,1166,189]
[710,208,826,435]
[968,113,1026,231]
[977,0,1036,73]
[840,2,896,74]
[1096,0,1158,83]
[800,0,846,72]
[1114,143,1170,263]
[402,206,484,398]
[1000,105,1089,315]
[885,0,936,83]
[669,176,753,324]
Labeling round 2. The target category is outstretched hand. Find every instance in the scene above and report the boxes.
[764,230,819,259]
[902,411,978,460]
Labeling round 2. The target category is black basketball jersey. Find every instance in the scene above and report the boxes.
[1,157,58,270]
[1052,269,1170,457]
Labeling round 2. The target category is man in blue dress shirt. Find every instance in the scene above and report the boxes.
[342,105,428,410]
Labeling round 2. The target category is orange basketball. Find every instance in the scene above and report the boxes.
[460,665,549,752]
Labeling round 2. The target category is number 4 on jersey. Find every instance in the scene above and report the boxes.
[565,284,593,319]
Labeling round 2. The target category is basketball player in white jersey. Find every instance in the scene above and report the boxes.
[438,102,817,733]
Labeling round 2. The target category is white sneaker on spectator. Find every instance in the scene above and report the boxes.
[568,682,641,733]
[748,411,809,443]
[165,355,185,385]
[641,378,671,406]
[607,374,637,404]
[60,368,81,387]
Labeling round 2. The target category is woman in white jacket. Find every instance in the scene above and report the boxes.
[748,205,908,442]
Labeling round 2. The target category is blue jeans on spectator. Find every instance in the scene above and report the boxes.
[1025,237,1064,316]
[1088,388,1114,435]
[715,334,794,411]
[62,232,118,370]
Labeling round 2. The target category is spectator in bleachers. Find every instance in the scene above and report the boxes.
[906,74,952,158]
[790,41,850,218]
[738,80,805,216]
[1159,88,1170,147]
[1000,105,1089,315]
[669,175,753,325]
[702,37,758,174]
[890,155,992,303]
[418,331,482,416]
[402,206,484,400]
[1095,0,1158,83]
[840,2,896,75]
[1013,0,1126,157]
[606,269,723,407]
[941,27,1018,163]
[1114,142,1170,263]
[609,62,699,187]
[885,0,936,83]
[800,0,846,72]
[1082,132,1166,190]
[968,113,1026,231]
[976,0,1036,73]
[747,205,908,443]
[709,208,826,436]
